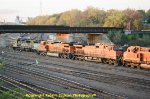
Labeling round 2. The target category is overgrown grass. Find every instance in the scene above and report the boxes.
[0,59,6,69]
[0,81,31,99]
[0,88,31,99]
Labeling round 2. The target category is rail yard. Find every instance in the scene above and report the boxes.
[0,47,150,99]
[1,0,150,98]
[0,26,150,99]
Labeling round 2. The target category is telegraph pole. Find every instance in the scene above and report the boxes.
[40,0,42,15]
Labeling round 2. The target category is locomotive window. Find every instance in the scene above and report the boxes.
[26,41,30,43]
[137,54,139,58]
[128,49,130,52]
[76,47,82,49]
[43,42,46,45]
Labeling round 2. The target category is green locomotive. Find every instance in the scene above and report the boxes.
[12,38,39,52]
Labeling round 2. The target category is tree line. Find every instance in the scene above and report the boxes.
[27,7,150,30]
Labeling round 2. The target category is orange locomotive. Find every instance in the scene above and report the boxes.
[38,41,75,59]
[74,43,123,65]
[45,42,75,59]
[123,46,150,69]
[37,41,150,70]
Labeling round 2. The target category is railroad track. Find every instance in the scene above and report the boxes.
[3,62,124,99]
[0,78,30,94]
[4,58,150,94]
[2,54,150,88]
[0,72,67,99]
[1,49,150,77]
[1,51,125,99]
[2,54,150,92]
[0,74,53,99]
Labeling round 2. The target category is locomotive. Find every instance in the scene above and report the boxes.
[123,46,150,69]
[12,38,39,52]
[12,38,150,70]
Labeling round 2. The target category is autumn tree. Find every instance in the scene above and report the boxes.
[123,9,143,30]
[104,10,126,27]
[26,7,145,30]
[57,9,81,26]
[80,7,106,27]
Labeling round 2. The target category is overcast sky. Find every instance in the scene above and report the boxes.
[0,0,150,22]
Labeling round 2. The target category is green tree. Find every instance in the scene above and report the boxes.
[142,34,150,46]
[146,9,150,24]
[107,31,127,45]
[104,10,126,27]
[134,19,143,30]
[82,7,106,26]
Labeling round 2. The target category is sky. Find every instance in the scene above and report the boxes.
[0,0,150,22]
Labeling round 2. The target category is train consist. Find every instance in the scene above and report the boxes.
[12,38,150,70]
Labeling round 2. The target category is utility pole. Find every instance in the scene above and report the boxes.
[40,0,42,15]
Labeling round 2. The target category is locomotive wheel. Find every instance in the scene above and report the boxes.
[58,53,61,58]
[60,53,64,58]
[123,62,127,67]
[63,54,67,59]
[101,59,104,63]
[44,52,47,56]
[68,53,75,60]
[137,66,142,69]
[106,60,109,64]
[74,55,77,60]
[114,62,119,66]
[102,59,107,63]
[36,51,40,55]
[109,60,114,65]
[81,56,85,61]
[19,48,22,51]
[130,63,135,68]
[25,48,27,51]
[12,47,16,50]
